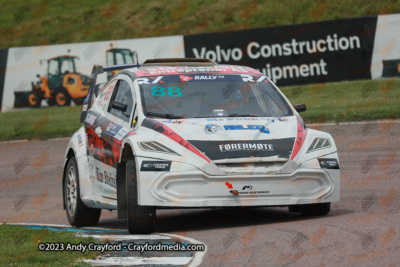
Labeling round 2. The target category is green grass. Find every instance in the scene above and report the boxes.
[0,105,81,141]
[0,78,398,141]
[0,225,96,266]
[0,0,400,48]
[280,78,400,122]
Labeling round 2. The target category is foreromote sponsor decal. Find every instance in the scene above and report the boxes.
[188,139,295,160]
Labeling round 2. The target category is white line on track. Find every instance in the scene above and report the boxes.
[77,233,171,241]
[160,232,207,267]
[6,223,207,267]
[84,256,193,266]
[80,232,207,267]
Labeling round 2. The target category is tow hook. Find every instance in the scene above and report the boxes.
[230,190,239,196]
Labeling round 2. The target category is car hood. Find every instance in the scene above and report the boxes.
[154,117,297,140]
[150,117,298,161]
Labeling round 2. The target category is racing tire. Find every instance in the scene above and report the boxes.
[65,157,101,227]
[126,159,156,234]
[299,202,331,216]
[55,88,71,106]
[28,92,41,108]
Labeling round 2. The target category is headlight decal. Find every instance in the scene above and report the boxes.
[307,138,331,153]
[138,141,180,156]
[141,118,211,163]
[290,115,308,160]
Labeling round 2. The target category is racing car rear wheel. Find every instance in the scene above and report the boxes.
[65,157,101,226]
[288,202,331,216]
[126,159,156,234]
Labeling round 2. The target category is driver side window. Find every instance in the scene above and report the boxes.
[108,80,134,123]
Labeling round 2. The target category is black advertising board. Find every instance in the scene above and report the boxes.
[184,17,377,86]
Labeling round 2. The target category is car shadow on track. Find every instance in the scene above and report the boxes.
[95,206,354,233]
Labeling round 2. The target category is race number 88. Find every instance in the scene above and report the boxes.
[151,87,182,97]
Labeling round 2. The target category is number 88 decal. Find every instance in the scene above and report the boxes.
[151,87,182,97]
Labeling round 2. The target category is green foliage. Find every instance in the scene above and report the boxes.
[1,0,399,48]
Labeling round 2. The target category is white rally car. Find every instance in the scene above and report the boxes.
[63,58,340,233]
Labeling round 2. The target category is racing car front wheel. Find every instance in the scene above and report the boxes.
[65,157,101,226]
[288,202,331,216]
[126,159,156,234]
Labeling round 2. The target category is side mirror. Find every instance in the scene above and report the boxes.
[293,104,306,113]
[112,101,128,112]
[94,83,105,97]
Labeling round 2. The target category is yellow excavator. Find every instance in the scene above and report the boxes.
[14,53,90,108]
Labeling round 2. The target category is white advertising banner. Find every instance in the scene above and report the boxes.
[1,35,184,112]
[371,14,400,79]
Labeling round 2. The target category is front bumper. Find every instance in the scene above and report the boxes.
[137,158,340,207]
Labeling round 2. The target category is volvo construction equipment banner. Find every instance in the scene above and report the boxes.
[184,17,377,86]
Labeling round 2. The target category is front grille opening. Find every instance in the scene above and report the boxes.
[216,162,285,173]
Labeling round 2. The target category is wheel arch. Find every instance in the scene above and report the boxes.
[62,148,76,210]
[116,142,136,219]
[62,126,87,210]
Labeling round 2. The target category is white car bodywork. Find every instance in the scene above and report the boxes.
[63,64,340,212]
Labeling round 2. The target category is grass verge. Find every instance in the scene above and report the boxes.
[0,225,96,266]
[280,78,400,122]
[1,0,400,48]
[0,78,398,141]
[0,105,81,141]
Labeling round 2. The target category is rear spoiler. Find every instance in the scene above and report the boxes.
[80,64,141,123]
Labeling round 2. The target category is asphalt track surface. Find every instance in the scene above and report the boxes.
[1,121,399,266]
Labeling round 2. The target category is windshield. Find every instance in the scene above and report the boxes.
[139,74,293,118]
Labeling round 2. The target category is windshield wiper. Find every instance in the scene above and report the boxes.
[228,113,260,117]
[146,112,185,119]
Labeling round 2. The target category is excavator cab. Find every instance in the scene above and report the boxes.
[48,56,78,90]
